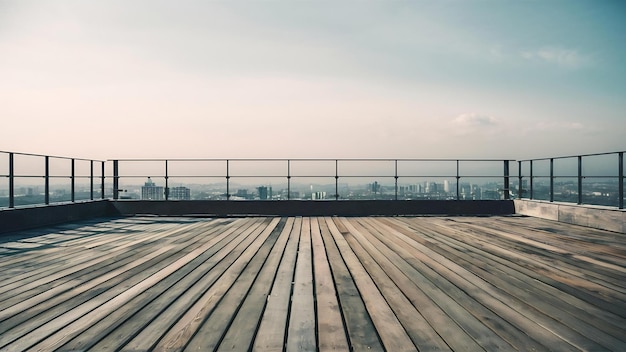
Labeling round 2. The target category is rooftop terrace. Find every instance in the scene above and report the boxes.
[1,215,625,351]
[0,150,625,351]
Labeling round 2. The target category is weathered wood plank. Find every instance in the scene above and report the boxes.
[321,217,383,351]
[217,217,294,351]
[252,217,301,352]
[341,218,452,351]
[110,218,270,351]
[183,217,286,351]
[150,218,279,351]
[283,217,316,352]
[330,217,416,352]
[310,217,349,352]
[58,218,255,351]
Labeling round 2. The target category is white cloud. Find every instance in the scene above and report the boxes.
[453,113,499,127]
[522,47,589,68]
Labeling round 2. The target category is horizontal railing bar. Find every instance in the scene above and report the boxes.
[111,174,506,178]
[109,158,514,162]
[0,150,104,162]
[518,151,625,162]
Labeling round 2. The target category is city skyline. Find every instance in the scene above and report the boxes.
[1,1,624,160]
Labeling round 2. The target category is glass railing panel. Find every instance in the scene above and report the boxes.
[117,176,165,200]
[13,154,44,177]
[582,177,620,207]
[49,157,71,177]
[168,160,226,177]
[396,160,456,177]
[229,160,286,177]
[583,153,618,177]
[530,177,551,201]
[531,159,551,178]
[74,177,93,201]
[290,160,336,177]
[13,176,45,207]
[552,177,578,203]
[339,160,396,177]
[336,177,396,200]
[396,177,456,200]
[49,176,72,203]
[458,160,505,177]
[0,176,8,208]
[0,152,8,175]
[118,160,166,178]
[166,177,228,200]
[287,177,334,200]
[228,177,287,200]
[553,157,578,177]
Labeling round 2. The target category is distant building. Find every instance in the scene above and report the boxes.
[142,177,164,200]
[258,186,268,200]
[312,191,326,200]
[169,186,191,200]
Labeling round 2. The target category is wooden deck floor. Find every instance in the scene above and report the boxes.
[1,216,625,351]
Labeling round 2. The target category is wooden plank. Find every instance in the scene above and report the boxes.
[310,217,349,351]
[383,217,611,351]
[398,217,626,350]
[7,220,255,351]
[340,218,451,351]
[58,218,257,351]
[93,218,268,351]
[0,224,195,317]
[321,217,383,351]
[252,217,302,352]
[404,217,626,318]
[149,218,280,351]
[328,217,416,351]
[217,218,295,351]
[284,217,316,352]
[354,217,524,351]
[182,217,286,351]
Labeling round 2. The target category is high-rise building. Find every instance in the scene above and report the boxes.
[141,177,164,200]
[258,186,268,200]
[169,186,191,200]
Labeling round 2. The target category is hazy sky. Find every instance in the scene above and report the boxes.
[1,0,624,160]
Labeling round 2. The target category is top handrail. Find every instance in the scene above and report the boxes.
[109,158,515,162]
[518,151,625,162]
[0,150,105,163]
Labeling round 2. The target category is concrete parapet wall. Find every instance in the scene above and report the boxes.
[0,200,120,234]
[514,199,626,233]
[112,200,515,217]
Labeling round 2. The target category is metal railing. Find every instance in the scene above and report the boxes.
[3,150,623,210]
[518,151,624,209]
[107,158,513,201]
[0,151,105,209]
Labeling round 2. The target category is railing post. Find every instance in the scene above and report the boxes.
[518,160,523,199]
[619,152,624,209]
[456,160,460,200]
[530,160,534,199]
[335,159,339,200]
[226,160,230,200]
[9,152,14,208]
[550,158,554,202]
[45,156,50,205]
[577,156,583,205]
[113,160,119,200]
[287,159,291,200]
[503,160,510,200]
[101,162,105,199]
[165,160,169,201]
[71,158,75,202]
[394,160,398,200]
[90,160,94,201]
